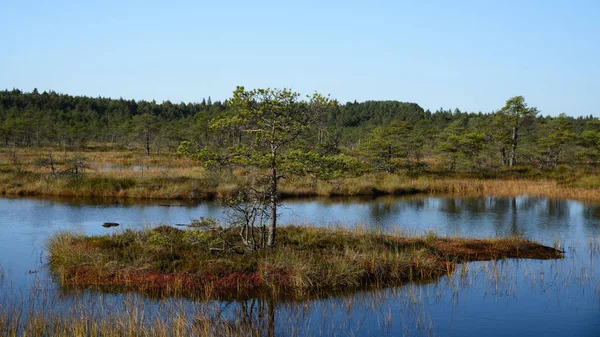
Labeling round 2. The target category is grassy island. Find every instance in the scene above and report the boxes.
[48,225,563,299]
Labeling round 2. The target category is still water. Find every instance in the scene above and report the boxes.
[1,195,599,336]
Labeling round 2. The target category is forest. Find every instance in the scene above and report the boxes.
[1,87,598,177]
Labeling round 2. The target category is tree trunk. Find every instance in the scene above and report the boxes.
[11,143,17,165]
[509,126,518,167]
[267,151,277,248]
[510,197,518,235]
[267,297,275,337]
[145,134,151,156]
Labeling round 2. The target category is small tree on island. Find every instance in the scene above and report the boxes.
[209,86,335,248]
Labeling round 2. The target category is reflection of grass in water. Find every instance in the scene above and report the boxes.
[443,237,600,301]
[1,243,598,337]
[5,234,599,336]
[0,271,440,337]
[589,236,600,255]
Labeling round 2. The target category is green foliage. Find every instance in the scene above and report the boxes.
[131,113,161,155]
[494,96,539,167]
[361,121,412,173]
[438,120,488,171]
[147,230,169,247]
[0,88,226,149]
[34,153,57,173]
[534,113,575,169]
[183,229,220,247]
[190,216,220,229]
[176,140,192,157]
[214,86,335,154]
[203,87,335,248]
[578,120,600,164]
[335,100,427,127]
[2,88,599,178]
[64,154,89,176]
[284,150,362,181]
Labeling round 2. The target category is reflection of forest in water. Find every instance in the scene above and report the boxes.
[355,195,600,238]
[8,194,600,237]
[583,202,600,226]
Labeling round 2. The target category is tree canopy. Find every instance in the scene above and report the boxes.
[1,88,598,173]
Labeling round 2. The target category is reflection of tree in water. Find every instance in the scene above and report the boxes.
[487,197,550,236]
[434,196,572,236]
[404,197,426,211]
[233,297,276,337]
[439,197,490,216]
[462,198,489,215]
[486,198,509,232]
[435,197,519,236]
[583,203,600,230]
[506,197,570,233]
[367,196,425,224]
[368,199,401,225]
[488,198,522,236]
[510,197,520,236]
[518,196,542,213]
[217,286,434,336]
[490,197,571,235]
[439,198,461,215]
[543,198,569,223]
[369,198,414,224]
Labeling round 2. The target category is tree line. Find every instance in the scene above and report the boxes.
[1,88,600,173]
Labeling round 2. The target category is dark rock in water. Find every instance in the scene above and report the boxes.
[102,222,119,228]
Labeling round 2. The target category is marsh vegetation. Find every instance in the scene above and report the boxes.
[46,225,562,299]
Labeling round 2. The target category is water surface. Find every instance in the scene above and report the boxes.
[1,195,599,336]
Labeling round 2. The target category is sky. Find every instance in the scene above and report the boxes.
[1,0,599,116]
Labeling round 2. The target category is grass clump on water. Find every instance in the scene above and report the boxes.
[47,225,563,299]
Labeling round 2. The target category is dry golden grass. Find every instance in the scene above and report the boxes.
[408,178,600,200]
[281,175,600,201]
[2,147,600,201]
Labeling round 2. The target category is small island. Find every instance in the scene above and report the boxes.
[48,225,563,299]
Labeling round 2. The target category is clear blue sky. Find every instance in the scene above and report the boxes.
[1,0,599,116]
